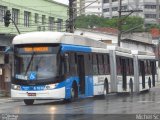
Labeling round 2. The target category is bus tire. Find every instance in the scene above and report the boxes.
[148,77,151,88]
[70,82,78,102]
[129,79,133,94]
[24,99,34,105]
[63,82,78,103]
[104,79,109,96]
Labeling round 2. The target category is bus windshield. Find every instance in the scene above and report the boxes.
[15,54,57,80]
[14,45,59,81]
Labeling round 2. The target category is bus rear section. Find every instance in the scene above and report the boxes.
[108,46,134,93]
[132,50,158,92]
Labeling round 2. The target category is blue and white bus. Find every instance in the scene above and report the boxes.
[11,32,111,105]
[11,32,158,105]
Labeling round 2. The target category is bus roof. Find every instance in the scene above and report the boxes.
[131,50,155,56]
[12,32,107,49]
[131,50,156,60]
[107,45,131,54]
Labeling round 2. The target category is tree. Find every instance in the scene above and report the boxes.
[75,15,144,32]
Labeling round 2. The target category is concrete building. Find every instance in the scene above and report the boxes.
[103,0,160,24]
[75,0,103,16]
[75,28,155,53]
[74,0,85,16]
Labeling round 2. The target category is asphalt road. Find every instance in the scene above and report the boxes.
[1,87,160,120]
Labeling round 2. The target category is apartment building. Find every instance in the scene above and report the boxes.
[75,0,85,16]
[0,0,68,35]
[103,0,160,24]
[75,0,103,16]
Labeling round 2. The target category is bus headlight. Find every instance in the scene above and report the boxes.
[45,84,57,90]
[11,84,21,90]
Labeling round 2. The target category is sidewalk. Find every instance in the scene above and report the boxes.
[0,97,21,104]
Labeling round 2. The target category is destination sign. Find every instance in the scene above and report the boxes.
[24,47,49,52]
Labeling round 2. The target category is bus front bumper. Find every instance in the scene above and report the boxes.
[11,87,65,100]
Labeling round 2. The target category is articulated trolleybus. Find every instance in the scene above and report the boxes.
[11,32,111,105]
[108,46,158,93]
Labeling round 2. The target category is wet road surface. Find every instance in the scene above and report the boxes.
[1,87,160,120]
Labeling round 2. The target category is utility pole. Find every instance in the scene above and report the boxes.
[117,0,122,46]
[68,0,75,33]
[117,0,142,46]
[67,0,97,33]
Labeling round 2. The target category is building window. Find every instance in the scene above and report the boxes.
[145,5,156,9]
[24,11,30,27]
[49,17,54,31]
[57,18,63,32]
[112,7,118,11]
[103,8,109,12]
[145,14,156,18]
[42,15,46,25]
[112,0,118,2]
[103,0,109,3]
[121,5,128,10]
[35,13,39,23]
[12,8,19,25]
[0,6,7,22]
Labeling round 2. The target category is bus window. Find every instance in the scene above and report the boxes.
[69,52,77,76]
[148,60,151,74]
[129,59,134,75]
[92,54,98,75]
[126,59,130,75]
[144,60,148,75]
[89,54,93,75]
[104,54,110,74]
[107,55,110,74]
[116,57,122,75]
[139,61,142,75]
[98,54,104,75]
[84,53,92,75]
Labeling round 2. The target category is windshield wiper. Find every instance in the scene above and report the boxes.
[25,52,35,75]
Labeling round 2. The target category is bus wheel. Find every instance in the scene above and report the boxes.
[148,78,151,88]
[104,80,109,96]
[71,86,77,101]
[24,99,34,105]
[63,85,77,103]
[129,79,133,94]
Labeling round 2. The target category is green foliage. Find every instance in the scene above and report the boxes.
[145,24,160,32]
[75,15,144,32]
[75,15,104,28]
[121,16,144,32]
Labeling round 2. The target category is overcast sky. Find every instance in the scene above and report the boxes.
[54,0,68,5]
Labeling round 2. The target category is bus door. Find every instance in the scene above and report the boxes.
[122,58,127,91]
[140,61,145,89]
[77,55,85,94]
[151,61,155,87]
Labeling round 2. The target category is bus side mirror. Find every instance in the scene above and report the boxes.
[64,53,68,60]
[5,46,13,54]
